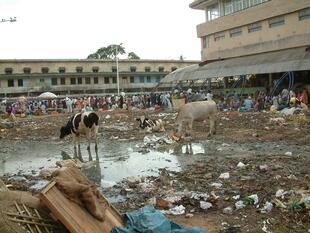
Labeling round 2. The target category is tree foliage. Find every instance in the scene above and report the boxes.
[87,44,140,60]
[128,52,140,59]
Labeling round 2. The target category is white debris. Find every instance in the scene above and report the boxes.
[233,195,240,200]
[235,200,246,210]
[223,206,233,214]
[219,172,230,179]
[200,201,213,210]
[105,114,111,119]
[210,182,223,188]
[161,205,186,215]
[248,194,259,205]
[261,201,273,213]
[285,151,292,156]
[275,189,288,198]
[237,162,246,168]
[191,192,210,201]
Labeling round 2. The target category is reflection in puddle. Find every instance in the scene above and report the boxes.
[0,140,206,185]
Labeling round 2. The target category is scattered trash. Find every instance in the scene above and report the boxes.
[275,189,287,198]
[223,206,233,214]
[161,205,186,215]
[219,172,230,179]
[246,194,259,205]
[200,201,212,210]
[285,151,292,156]
[237,162,246,168]
[261,201,273,213]
[235,200,246,210]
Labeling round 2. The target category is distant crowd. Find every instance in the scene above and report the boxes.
[0,87,309,117]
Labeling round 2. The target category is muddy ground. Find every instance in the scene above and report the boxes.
[0,108,310,233]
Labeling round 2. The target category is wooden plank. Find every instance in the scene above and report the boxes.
[40,180,124,233]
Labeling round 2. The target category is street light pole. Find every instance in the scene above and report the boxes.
[116,50,120,96]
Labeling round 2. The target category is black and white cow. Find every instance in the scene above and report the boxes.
[60,111,99,161]
[136,116,165,133]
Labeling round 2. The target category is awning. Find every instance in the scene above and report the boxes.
[161,46,310,83]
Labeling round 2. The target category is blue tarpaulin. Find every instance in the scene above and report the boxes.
[111,205,208,233]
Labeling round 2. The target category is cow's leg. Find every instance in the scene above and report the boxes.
[86,132,93,161]
[208,114,216,137]
[73,135,78,159]
[187,120,193,136]
[77,136,83,162]
[95,134,99,162]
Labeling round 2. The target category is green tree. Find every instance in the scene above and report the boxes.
[128,52,140,59]
[87,44,140,59]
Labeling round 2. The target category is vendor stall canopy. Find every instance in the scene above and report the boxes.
[160,46,310,83]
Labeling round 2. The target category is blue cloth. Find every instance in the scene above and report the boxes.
[111,205,208,233]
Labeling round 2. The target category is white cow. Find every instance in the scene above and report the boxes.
[60,112,99,161]
[176,100,217,137]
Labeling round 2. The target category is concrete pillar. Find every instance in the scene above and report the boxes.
[269,73,273,88]
[223,77,229,88]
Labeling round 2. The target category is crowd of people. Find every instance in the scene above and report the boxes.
[0,87,308,118]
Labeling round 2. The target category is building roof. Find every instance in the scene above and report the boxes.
[160,46,310,83]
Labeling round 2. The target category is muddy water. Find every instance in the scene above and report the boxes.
[1,138,309,185]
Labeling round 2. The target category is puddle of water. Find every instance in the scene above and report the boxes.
[1,138,308,186]
[0,139,206,184]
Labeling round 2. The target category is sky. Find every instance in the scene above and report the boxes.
[0,0,204,60]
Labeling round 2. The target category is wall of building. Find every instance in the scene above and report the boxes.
[0,59,198,97]
[195,0,310,60]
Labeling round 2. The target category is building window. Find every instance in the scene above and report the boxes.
[130,66,136,72]
[130,76,134,83]
[112,66,117,72]
[158,67,164,72]
[202,36,209,48]
[59,67,66,73]
[85,77,91,84]
[146,76,151,83]
[207,3,219,21]
[8,79,14,87]
[248,22,262,33]
[40,79,45,83]
[171,67,177,72]
[230,27,242,37]
[18,79,23,87]
[5,68,13,74]
[51,78,57,85]
[139,76,144,83]
[77,77,82,84]
[23,67,31,74]
[94,77,98,84]
[299,8,310,21]
[76,67,83,73]
[112,77,117,84]
[145,67,151,72]
[60,77,66,85]
[42,67,49,74]
[224,0,270,16]
[104,77,110,84]
[92,67,99,73]
[214,32,225,41]
[70,78,76,85]
[269,16,285,28]
[156,76,161,83]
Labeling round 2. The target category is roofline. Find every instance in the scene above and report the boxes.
[0,59,200,63]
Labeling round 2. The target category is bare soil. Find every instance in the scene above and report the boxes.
[1,109,309,233]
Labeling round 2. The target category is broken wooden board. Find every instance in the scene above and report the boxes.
[40,179,124,233]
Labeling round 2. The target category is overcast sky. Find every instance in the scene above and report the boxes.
[0,0,204,60]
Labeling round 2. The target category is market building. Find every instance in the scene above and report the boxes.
[162,0,310,95]
[0,59,198,98]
